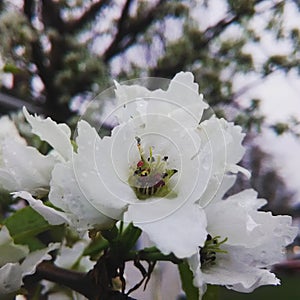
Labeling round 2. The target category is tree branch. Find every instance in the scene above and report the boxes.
[23,0,55,99]
[41,0,65,33]
[104,0,167,62]
[27,261,136,300]
[66,0,111,34]
[150,0,267,78]
[24,0,34,21]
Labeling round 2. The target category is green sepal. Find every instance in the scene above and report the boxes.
[178,261,199,300]
[83,235,109,259]
[118,222,142,253]
[101,224,119,242]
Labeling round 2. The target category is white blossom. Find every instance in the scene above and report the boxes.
[17,72,249,258]
[188,189,298,298]
[46,72,249,258]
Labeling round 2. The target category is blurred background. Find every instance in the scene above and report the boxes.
[0,0,300,299]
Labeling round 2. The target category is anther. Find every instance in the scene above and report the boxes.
[135,136,141,144]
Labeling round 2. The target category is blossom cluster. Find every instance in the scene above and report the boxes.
[0,72,297,298]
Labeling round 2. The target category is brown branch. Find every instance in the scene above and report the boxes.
[111,0,134,41]
[23,0,55,100]
[41,0,65,33]
[24,0,34,21]
[66,0,111,34]
[35,262,95,298]
[104,0,167,62]
[27,261,136,300]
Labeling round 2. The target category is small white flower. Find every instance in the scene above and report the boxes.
[188,189,298,297]
[0,225,59,295]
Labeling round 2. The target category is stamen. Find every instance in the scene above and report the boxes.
[199,234,228,268]
[128,137,178,200]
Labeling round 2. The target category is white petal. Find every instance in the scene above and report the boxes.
[114,72,208,127]
[13,191,72,226]
[200,174,236,208]
[227,164,251,178]
[76,120,134,207]
[21,242,60,276]
[125,203,207,258]
[1,138,56,194]
[201,246,280,292]
[50,161,120,231]
[0,242,59,295]
[0,169,17,192]
[0,226,29,267]
[23,107,72,161]
[205,189,298,249]
[196,117,247,207]
[0,263,23,294]
[114,80,150,123]
[218,118,246,165]
[55,241,95,272]
[0,115,25,144]
[159,71,208,127]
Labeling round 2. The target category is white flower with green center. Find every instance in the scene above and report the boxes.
[188,189,298,298]
[17,72,249,258]
[41,112,209,257]
[0,225,59,295]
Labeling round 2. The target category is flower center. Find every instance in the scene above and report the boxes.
[199,234,228,268]
[128,136,178,200]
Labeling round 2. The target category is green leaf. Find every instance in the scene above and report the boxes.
[178,261,199,300]
[203,285,219,300]
[4,206,56,251]
[3,63,22,74]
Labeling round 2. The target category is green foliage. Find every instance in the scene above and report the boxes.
[203,285,220,300]
[3,206,63,251]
